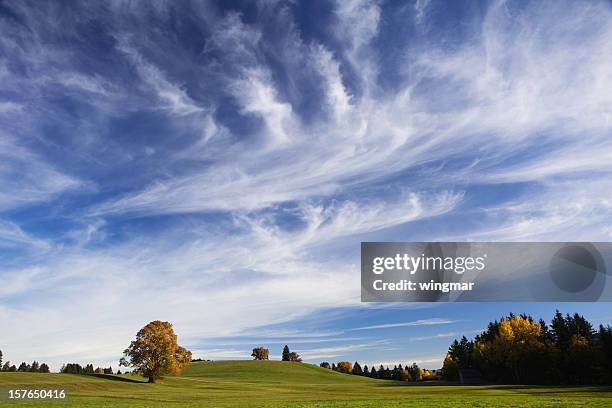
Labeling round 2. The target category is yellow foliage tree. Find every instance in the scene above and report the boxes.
[474,316,554,383]
[251,347,269,360]
[336,361,353,374]
[120,320,192,383]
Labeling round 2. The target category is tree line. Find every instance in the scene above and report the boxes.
[250,345,437,381]
[60,363,119,375]
[442,310,612,384]
[319,361,436,381]
[1,350,50,373]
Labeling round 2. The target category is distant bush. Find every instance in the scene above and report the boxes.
[251,347,269,360]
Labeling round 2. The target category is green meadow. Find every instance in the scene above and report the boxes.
[1,360,611,407]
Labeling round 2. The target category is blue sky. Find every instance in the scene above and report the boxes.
[1,0,612,371]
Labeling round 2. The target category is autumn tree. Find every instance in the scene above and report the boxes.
[120,320,192,383]
[288,352,302,362]
[251,347,269,360]
[474,315,556,383]
[336,361,352,374]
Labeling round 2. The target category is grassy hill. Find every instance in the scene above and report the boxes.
[1,360,611,407]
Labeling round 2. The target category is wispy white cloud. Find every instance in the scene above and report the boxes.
[295,340,390,360]
[0,136,80,212]
[348,318,457,331]
[0,220,51,250]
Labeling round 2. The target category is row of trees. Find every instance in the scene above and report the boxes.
[442,311,612,384]
[320,361,435,381]
[1,361,50,373]
[1,351,50,373]
[60,363,118,375]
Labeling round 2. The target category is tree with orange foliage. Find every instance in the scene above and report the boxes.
[251,347,269,360]
[336,361,352,374]
[120,320,192,383]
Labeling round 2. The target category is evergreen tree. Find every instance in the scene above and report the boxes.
[39,363,50,373]
[282,345,291,361]
[362,365,369,377]
[2,361,10,372]
[408,363,421,381]
[370,366,377,378]
[392,365,403,381]
[17,362,28,372]
[30,361,40,372]
[447,336,474,369]
[0,350,2,368]
[352,361,363,375]
[551,310,570,351]
[598,325,612,383]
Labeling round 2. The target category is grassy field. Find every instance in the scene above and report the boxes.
[1,360,611,407]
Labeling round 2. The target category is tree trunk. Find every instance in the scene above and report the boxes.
[148,376,156,383]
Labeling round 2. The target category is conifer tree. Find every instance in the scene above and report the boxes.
[282,345,291,361]
[370,366,377,378]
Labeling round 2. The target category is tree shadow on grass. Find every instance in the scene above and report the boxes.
[483,385,612,394]
[88,374,147,383]
[371,381,612,393]
[373,380,461,387]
